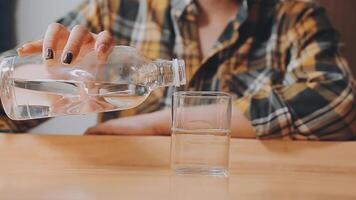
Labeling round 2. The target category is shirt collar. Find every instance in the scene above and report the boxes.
[170,0,279,23]
[170,0,248,20]
[170,0,194,18]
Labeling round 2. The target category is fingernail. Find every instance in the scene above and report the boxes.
[45,48,54,60]
[62,51,73,64]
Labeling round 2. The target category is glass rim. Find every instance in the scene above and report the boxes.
[173,91,232,99]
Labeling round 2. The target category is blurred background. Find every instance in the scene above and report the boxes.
[0,0,355,134]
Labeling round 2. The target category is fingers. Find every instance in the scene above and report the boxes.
[17,39,43,56]
[84,124,113,135]
[95,30,113,60]
[43,23,69,60]
[15,23,113,64]
[61,25,94,65]
[84,129,93,135]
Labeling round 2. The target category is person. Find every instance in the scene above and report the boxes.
[0,0,355,140]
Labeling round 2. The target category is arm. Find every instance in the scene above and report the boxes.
[85,109,171,136]
[85,106,255,138]
[234,3,355,140]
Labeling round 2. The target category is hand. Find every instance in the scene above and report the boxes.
[17,23,113,64]
[15,23,115,114]
[84,109,172,136]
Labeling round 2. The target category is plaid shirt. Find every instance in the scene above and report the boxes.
[1,0,355,140]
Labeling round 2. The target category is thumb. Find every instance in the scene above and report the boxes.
[17,39,43,56]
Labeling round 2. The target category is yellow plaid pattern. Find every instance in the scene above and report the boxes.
[1,0,355,140]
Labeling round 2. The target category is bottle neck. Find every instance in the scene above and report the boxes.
[153,59,186,88]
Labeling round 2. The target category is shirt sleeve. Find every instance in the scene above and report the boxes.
[0,0,120,133]
[234,3,356,140]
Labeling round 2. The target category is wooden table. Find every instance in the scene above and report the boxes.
[0,134,355,200]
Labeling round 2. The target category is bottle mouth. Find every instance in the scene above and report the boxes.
[172,59,186,87]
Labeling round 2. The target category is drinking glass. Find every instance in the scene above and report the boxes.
[171,91,232,177]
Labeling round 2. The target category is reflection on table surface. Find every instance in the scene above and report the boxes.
[0,134,355,200]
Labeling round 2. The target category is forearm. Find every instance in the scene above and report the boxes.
[151,107,255,138]
[149,108,171,135]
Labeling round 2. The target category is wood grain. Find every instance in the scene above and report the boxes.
[0,134,355,200]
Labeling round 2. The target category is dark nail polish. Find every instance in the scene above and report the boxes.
[45,48,54,60]
[63,52,73,64]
